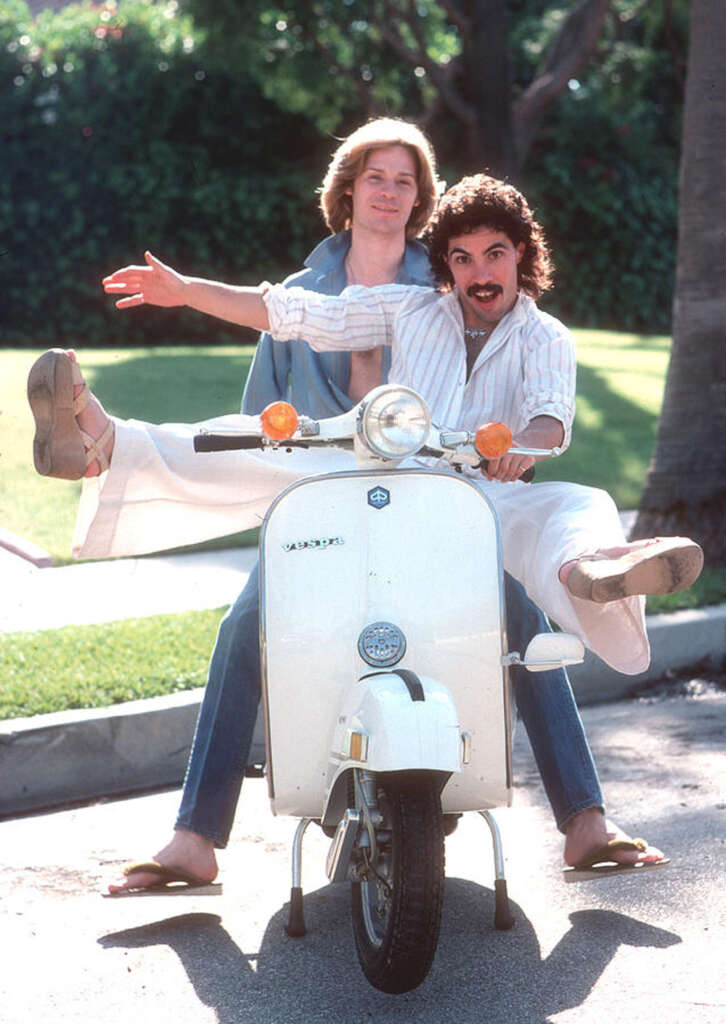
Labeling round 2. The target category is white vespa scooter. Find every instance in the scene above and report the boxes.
[194,385,583,995]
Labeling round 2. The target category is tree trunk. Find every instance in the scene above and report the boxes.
[465,1,516,177]
[632,0,726,564]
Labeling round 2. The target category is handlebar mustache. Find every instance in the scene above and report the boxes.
[466,283,503,298]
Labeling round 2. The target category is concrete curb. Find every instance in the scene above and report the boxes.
[2,603,724,818]
[0,526,53,568]
[0,691,203,817]
[569,602,726,703]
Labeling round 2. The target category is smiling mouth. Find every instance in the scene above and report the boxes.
[467,283,502,302]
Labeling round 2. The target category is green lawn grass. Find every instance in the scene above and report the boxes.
[533,329,671,505]
[0,608,226,720]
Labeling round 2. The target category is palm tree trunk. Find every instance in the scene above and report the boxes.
[632,0,726,565]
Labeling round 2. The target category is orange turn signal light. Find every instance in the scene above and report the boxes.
[474,421,512,459]
[261,401,299,441]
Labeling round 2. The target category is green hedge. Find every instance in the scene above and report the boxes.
[524,90,678,334]
[1,0,680,345]
[1,0,326,346]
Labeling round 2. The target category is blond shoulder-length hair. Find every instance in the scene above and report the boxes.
[320,118,439,239]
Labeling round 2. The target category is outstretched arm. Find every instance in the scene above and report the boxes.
[102,251,270,331]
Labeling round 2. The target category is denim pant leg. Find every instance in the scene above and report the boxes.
[175,563,262,848]
[504,573,604,833]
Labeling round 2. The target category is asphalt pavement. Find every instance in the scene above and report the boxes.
[1,689,725,1024]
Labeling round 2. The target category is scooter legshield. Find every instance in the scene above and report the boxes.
[260,468,513,818]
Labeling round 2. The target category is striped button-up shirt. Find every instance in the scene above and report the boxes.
[264,284,576,454]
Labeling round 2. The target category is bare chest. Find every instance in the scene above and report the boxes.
[348,347,384,403]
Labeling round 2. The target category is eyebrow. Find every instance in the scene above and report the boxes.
[448,241,508,257]
[364,165,417,179]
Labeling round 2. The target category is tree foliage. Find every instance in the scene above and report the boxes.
[0,0,325,345]
[181,0,688,330]
[0,1,689,341]
[186,1,685,178]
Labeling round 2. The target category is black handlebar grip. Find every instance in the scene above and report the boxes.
[193,434,264,452]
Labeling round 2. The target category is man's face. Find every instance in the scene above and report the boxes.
[445,226,524,328]
[348,144,419,237]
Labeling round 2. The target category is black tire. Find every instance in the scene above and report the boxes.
[351,772,445,994]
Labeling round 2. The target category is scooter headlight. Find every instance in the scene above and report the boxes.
[359,386,431,460]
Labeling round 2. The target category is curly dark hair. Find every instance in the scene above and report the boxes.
[423,174,554,299]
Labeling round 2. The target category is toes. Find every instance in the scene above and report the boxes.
[108,871,159,894]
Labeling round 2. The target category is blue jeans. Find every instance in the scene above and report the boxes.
[176,566,603,846]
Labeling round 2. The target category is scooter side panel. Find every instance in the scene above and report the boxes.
[261,468,512,817]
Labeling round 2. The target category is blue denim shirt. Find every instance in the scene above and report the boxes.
[241,230,433,418]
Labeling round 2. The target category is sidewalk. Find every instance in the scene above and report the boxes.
[2,533,725,816]
[0,541,258,633]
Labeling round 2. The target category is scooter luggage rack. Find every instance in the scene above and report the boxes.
[283,810,515,938]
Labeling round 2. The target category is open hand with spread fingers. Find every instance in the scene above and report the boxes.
[102,251,186,309]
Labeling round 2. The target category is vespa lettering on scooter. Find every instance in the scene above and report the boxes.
[281,536,345,552]
[194,384,580,995]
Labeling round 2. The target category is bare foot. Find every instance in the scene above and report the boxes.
[564,807,665,868]
[107,829,218,895]
[66,349,115,476]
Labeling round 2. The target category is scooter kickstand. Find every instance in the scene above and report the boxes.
[479,810,515,931]
[285,817,314,937]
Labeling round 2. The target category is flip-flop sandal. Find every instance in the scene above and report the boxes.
[563,838,670,883]
[28,349,114,480]
[102,860,223,898]
[565,538,703,603]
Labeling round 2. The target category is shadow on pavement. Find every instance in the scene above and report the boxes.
[98,878,681,1023]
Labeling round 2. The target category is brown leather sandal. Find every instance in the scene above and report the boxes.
[27,349,114,480]
[564,537,704,603]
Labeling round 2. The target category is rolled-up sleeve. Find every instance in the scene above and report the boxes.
[520,324,576,449]
[263,282,415,353]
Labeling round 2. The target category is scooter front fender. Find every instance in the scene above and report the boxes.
[322,671,461,827]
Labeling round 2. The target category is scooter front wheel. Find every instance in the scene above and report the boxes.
[351,771,445,994]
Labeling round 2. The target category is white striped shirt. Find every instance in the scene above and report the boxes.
[264,284,576,458]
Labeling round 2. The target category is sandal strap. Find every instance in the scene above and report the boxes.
[80,420,114,473]
[70,359,85,387]
[70,359,90,416]
[73,383,90,416]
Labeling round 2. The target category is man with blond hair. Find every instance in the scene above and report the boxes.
[105,118,445,893]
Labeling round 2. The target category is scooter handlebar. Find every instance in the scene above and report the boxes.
[193,433,265,452]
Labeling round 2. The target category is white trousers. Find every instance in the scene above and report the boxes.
[74,415,648,675]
